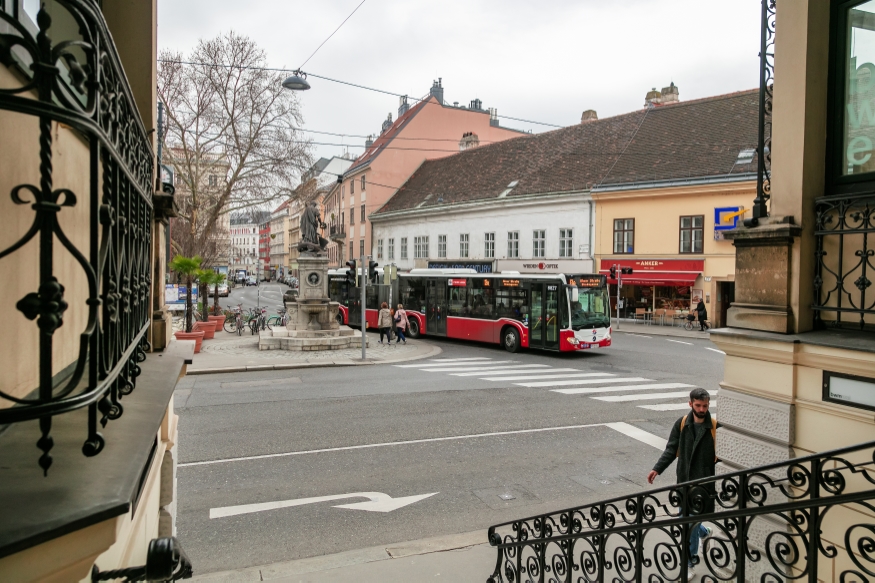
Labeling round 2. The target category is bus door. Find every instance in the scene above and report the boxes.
[528,283,560,349]
[426,279,447,335]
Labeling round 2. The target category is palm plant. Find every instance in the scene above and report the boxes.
[211,272,226,315]
[196,269,214,322]
[169,255,202,333]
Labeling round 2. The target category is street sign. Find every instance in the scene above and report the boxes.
[714,206,745,231]
[209,491,438,519]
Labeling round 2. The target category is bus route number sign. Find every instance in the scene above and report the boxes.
[449,278,467,287]
[574,276,606,288]
[502,279,521,288]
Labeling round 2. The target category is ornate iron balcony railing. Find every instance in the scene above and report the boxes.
[0,1,154,473]
[487,440,875,582]
[746,0,775,228]
[814,193,875,331]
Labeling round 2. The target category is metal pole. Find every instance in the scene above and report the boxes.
[616,265,621,331]
[361,253,367,359]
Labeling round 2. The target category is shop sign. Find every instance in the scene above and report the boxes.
[598,259,704,272]
[714,206,745,239]
[497,259,593,274]
[428,260,494,273]
[823,371,875,412]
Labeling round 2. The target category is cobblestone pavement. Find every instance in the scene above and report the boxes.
[201,332,420,360]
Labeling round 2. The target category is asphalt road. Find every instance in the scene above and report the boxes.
[218,283,289,314]
[174,331,724,574]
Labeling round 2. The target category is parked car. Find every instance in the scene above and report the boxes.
[207,283,230,297]
[245,276,257,286]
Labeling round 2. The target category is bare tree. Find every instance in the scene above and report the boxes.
[159,31,311,262]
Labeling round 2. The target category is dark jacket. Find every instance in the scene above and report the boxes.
[696,301,708,321]
[653,410,720,512]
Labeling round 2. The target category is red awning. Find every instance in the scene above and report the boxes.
[600,271,699,286]
[599,258,703,287]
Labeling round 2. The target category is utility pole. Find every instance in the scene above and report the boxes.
[616,266,621,331]
[360,253,368,359]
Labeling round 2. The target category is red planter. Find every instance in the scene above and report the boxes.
[193,320,217,340]
[174,330,205,353]
[208,315,226,332]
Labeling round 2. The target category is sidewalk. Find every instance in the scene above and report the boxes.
[182,328,441,375]
[614,318,711,340]
[190,530,494,583]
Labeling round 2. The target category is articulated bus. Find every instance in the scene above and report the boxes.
[327,268,611,353]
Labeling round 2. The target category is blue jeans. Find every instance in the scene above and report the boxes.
[396,328,406,342]
[689,522,708,566]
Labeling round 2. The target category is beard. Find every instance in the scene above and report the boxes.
[693,408,707,419]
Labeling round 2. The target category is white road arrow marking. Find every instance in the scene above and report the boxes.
[209,491,438,519]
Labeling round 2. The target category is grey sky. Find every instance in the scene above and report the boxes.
[158,0,763,165]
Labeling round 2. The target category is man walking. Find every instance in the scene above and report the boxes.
[647,388,718,577]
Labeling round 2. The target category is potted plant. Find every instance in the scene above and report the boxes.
[207,271,227,332]
[169,255,206,352]
[192,269,219,339]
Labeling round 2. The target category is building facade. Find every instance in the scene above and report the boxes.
[341,80,528,264]
[229,211,268,277]
[0,1,191,581]
[269,200,289,280]
[259,220,271,276]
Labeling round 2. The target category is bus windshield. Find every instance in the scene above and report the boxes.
[570,287,611,330]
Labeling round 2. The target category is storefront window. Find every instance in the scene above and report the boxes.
[842,1,875,177]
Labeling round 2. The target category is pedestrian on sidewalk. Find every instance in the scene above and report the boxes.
[647,388,719,577]
[378,302,393,344]
[696,299,709,331]
[394,303,408,344]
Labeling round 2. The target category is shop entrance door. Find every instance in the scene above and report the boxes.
[427,279,447,336]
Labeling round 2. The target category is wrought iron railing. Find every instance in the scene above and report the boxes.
[329,223,346,240]
[746,0,775,227]
[0,1,154,473]
[813,193,875,331]
[487,440,875,582]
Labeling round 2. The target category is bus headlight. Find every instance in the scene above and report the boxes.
[567,337,579,345]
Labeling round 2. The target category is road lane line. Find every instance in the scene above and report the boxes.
[417,364,551,373]
[639,401,717,411]
[665,339,693,345]
[594,390,718,402]
[394,360,510,368]
[426,358,495,363]
[625,334,652,339]
[605,422,668,450]
[178,422,606,468]
[552,383,696,395]
[515,377,652,388]
[447,367,576,377]
[705,348,725,354]
[476,372,610,380]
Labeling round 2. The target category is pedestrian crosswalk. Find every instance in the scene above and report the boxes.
[395,357,714,412]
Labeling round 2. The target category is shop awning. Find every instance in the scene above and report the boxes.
[599,258,704,286]
[600,271,699,286]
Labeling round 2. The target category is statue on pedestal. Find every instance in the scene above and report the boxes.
[298,200,328,254]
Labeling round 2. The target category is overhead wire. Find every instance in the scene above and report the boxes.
[298,0,368,70]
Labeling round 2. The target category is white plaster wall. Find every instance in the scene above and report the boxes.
[371,195,593,270]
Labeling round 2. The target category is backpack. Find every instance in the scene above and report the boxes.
[677,414,718,462]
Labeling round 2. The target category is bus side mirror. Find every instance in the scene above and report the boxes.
[570,287,579,303]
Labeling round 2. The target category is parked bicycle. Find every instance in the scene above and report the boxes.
[266,307,288,329]
[249,307,269,335]
[223,304,245,336]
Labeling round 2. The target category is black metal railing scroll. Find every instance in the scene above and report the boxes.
[487,440,875,583]
[0,1,154,473]
[814,193,875,331]
[747,0,775,227]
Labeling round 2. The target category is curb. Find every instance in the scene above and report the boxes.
[190,529,487,582]
[185,342,442,376]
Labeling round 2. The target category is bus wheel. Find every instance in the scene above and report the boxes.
[336,313,344,326]
[407,318,421,338]
[503,326,521,353]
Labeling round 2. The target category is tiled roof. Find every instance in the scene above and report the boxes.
[374,89,760,215]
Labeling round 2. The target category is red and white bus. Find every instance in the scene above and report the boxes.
[328,268,611,353]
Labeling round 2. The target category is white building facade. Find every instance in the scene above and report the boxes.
[370,192,595,275]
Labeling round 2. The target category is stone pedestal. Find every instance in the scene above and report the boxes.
[258,252,364,351]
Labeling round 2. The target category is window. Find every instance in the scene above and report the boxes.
[485,232,495,258]
[438,234,447,258]
[400,237,408,259]
[533,230,545,258]
[460,234,469,258]
[350,207,355,225]
[507,231,519,258]
[377,238,383,259]
[350,178,355,194]
[679,215,704,253]
[360,204,365,223]
[349,241,353,259]
[360,239,365,258]
[559,229,573,258]
[613,219,634,254]
[361,175,366,191]
[208,174,217,187]
[414,236,429,259]
[388,238,395,260]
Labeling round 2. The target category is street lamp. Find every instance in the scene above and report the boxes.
[282,70,311,91]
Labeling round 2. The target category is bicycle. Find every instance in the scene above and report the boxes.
[249,307,269,335]
[683,315,710,331]
[223,304,244,336]
[266,307,288,329]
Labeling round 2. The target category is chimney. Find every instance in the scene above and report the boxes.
[660,82,679,104]
[489,107,499,127]
[644,87,662,107]
[365,134,374,148]
[580,109,598,123]
[398,95,409,117]
[429,78,444,104]
[469,98,483,111]
[459,132,480,151]
[381,113,393,134]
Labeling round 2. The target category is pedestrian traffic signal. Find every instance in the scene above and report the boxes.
[621,267,633,275]
[609,265,617,279]
[368,260,379,282]
[345,260,357,286]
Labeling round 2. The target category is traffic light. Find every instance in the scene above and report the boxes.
[621,267,633,275]
[368,260,379,282]
[345,260,357,286]
[609,265,617,280]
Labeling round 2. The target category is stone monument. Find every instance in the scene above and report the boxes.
[258,201,362,351]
